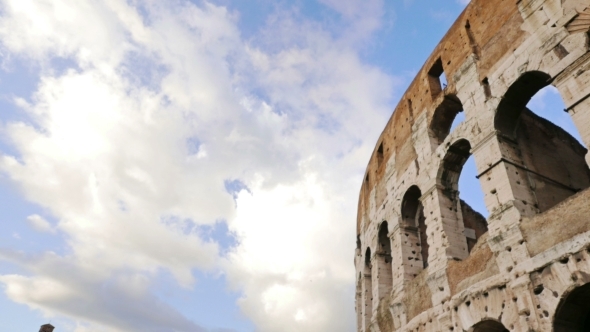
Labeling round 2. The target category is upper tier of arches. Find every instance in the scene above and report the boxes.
[356,0,590,236]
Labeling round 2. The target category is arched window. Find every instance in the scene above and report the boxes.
[401,186,428,272]
[470,320,509,332]
[365,247,372,268]
[429,94,464,145]
[378,222,391,263]
[554,283,590,332]
[376,222,392,297]
[495,71,590,213]
[362,247,372,330]
[440,139,488,253]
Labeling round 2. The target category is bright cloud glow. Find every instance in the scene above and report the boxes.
[0,0,395,331]
[0,0,481,331]
[26,214,55,233]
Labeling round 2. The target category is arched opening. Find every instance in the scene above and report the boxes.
[429,94,464,145]
[459,155,489,220]
[376,222,392,297]
[401,186,428,271]
[470,320,509,332]
[378,222,391,263]
[495,71,590,213]
[554,283,590,332]
[362,247,372,330]
[440,139,488,254]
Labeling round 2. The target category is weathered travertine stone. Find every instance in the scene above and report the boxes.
[354,0,590,331]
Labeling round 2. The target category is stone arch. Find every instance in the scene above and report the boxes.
[495,71,553,138]
[374,221,393,302]
[438,139,488,254]
[378,222,391,261]
[429,94,464,145]
[401,185,428,272]
[468,320,509,332]
[554,282,590,332]
[494,71,590,213]
[362,247,372,330]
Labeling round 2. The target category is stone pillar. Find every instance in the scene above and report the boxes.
[362,266,373,332]
[472,131,532,273]
[421,185,469,266]
[471,131,539,219]
[419,185,464,304]
[554,55,590,167]
[355,282,362,332]
[374,252,392,305]
[510,276,541,331]
[566,98,590,167]
[401,225,424,277]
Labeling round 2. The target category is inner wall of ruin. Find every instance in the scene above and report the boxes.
[354,0,590,331]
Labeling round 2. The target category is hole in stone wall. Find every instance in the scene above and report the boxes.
[495,71,590,213]
[365,247,371,268]
[440,71,448,89]
[377,142,384,167]
[428,57,447,98]
[401,186,428,269]
[482,77,491,99]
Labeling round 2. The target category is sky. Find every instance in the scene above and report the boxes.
[0,0,584,331]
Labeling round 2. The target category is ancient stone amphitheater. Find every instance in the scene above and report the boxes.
[354,0,590,331]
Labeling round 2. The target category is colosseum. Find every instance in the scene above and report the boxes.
[354,0,590,331]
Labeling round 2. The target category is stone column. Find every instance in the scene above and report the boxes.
[421,185,469,266]
[471,131,539,219]
[554,54,590,167]
[355,282,362,332]
[362,263,373,332]
[419,185,465,305]
[374,251,393,306]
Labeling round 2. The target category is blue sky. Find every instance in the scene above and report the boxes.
[0,0,584,331]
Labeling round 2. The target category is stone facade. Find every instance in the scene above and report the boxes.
[354,0,590,331]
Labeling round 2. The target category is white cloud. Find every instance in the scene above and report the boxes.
[317,0,384,37]
[26,214,55,233]
[0,0,395,331]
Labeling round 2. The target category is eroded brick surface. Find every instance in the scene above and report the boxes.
[354,0,590,331]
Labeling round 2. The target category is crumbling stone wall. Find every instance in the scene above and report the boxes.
[354,0,590,331]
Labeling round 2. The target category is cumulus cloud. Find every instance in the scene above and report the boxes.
[0,0,395,331]
[26,214,55,233]
[317,0,384,38]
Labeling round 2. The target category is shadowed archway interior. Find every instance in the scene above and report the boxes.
[554,283,590,332]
